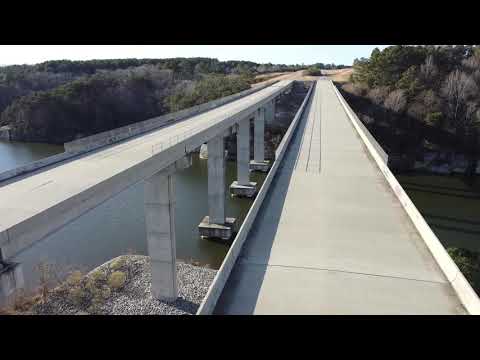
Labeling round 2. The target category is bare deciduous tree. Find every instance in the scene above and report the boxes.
[462,54,480,72]
[441,70,478,131]
[384,89,407,113]
[367,86,389,106]
[420,55,438,81]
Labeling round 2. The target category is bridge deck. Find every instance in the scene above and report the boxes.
[0,80,292,258]
[214,80,466,314]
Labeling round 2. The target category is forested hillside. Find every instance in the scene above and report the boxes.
[0,58,304,143]
[338,45,480,179]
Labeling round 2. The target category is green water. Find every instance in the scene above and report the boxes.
[396,173,480,253]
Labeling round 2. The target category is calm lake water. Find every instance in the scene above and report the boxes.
[0,140,265,291]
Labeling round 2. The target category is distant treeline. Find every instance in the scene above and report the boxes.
[0,58,306,143]
[305,63,349,76]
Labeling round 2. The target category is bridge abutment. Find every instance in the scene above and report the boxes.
[199,134,237,241]
[145,155,192,302]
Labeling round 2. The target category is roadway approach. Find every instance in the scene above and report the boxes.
[213,79,479,315]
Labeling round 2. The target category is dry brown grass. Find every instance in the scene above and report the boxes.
[323,68,354,83]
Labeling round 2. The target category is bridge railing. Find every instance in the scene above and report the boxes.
[149,82,294,157]
[196,81,315,315]
[331,80,480,315]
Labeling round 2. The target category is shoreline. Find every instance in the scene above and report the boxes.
[4,255,217,315]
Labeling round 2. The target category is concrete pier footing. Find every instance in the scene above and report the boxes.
[230,181,258,198]
[198,216,237,241]
[250,160,271,172]
[199,134,237,240]
[0,261,24,307]
[145,155,192,302]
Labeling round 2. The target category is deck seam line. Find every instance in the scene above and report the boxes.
[240,259,448,285]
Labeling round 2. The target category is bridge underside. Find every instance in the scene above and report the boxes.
[214,80,466,315]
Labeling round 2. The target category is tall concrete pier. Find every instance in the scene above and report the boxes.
[145,155,191,301]
[250,107,270,172]
[264,99,275,126]
[230,118,257,197]
[199,134,236,240]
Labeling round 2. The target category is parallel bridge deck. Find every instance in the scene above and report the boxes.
[214,80,467,314]
[0,80,293,259]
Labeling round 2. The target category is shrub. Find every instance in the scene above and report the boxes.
[108,271,127,290]
[447,247,480,287]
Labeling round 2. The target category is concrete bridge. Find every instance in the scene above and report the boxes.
[1,76,479,314]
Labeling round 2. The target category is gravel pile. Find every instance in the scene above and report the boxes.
[30,255,217,315]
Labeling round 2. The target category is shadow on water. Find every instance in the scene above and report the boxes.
[213,86,314,314]
[401,186,480,200]
[397,172,480,253]
[423,213,480,227]
[400,180,480,195]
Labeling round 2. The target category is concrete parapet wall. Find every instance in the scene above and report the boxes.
[0,81,279,185]
[64,81,278,154]
[0,151,72,184]
[331,80,480,315]
[334,85,388,164]
[196,81,315,315]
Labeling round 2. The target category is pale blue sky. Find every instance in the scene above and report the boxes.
[0,45,390,66]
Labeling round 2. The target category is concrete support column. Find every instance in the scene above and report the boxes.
[145,155,191,301]
[208,135,226,224]
[145,169,177,301]
[230,117,257,198]
[250,107,271,173]
[237,118,251,186]
[265,99,276,125]
[199,133,237,241]
[253,108,265,163]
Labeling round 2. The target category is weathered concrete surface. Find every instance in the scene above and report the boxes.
[249,160,270,173]
[144,155,192,301]
[250,107,270,173]
[0,80,293,260]
[198,216,236,241]
[0,261,24,307]
[253,108,265,163]
[235,118,252,186]
[229,181,257,198]
[207,135,226,225]
[199,134,237,240]
[230,117,256,197]
[214,79,469,315]
[145,170,177,301]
